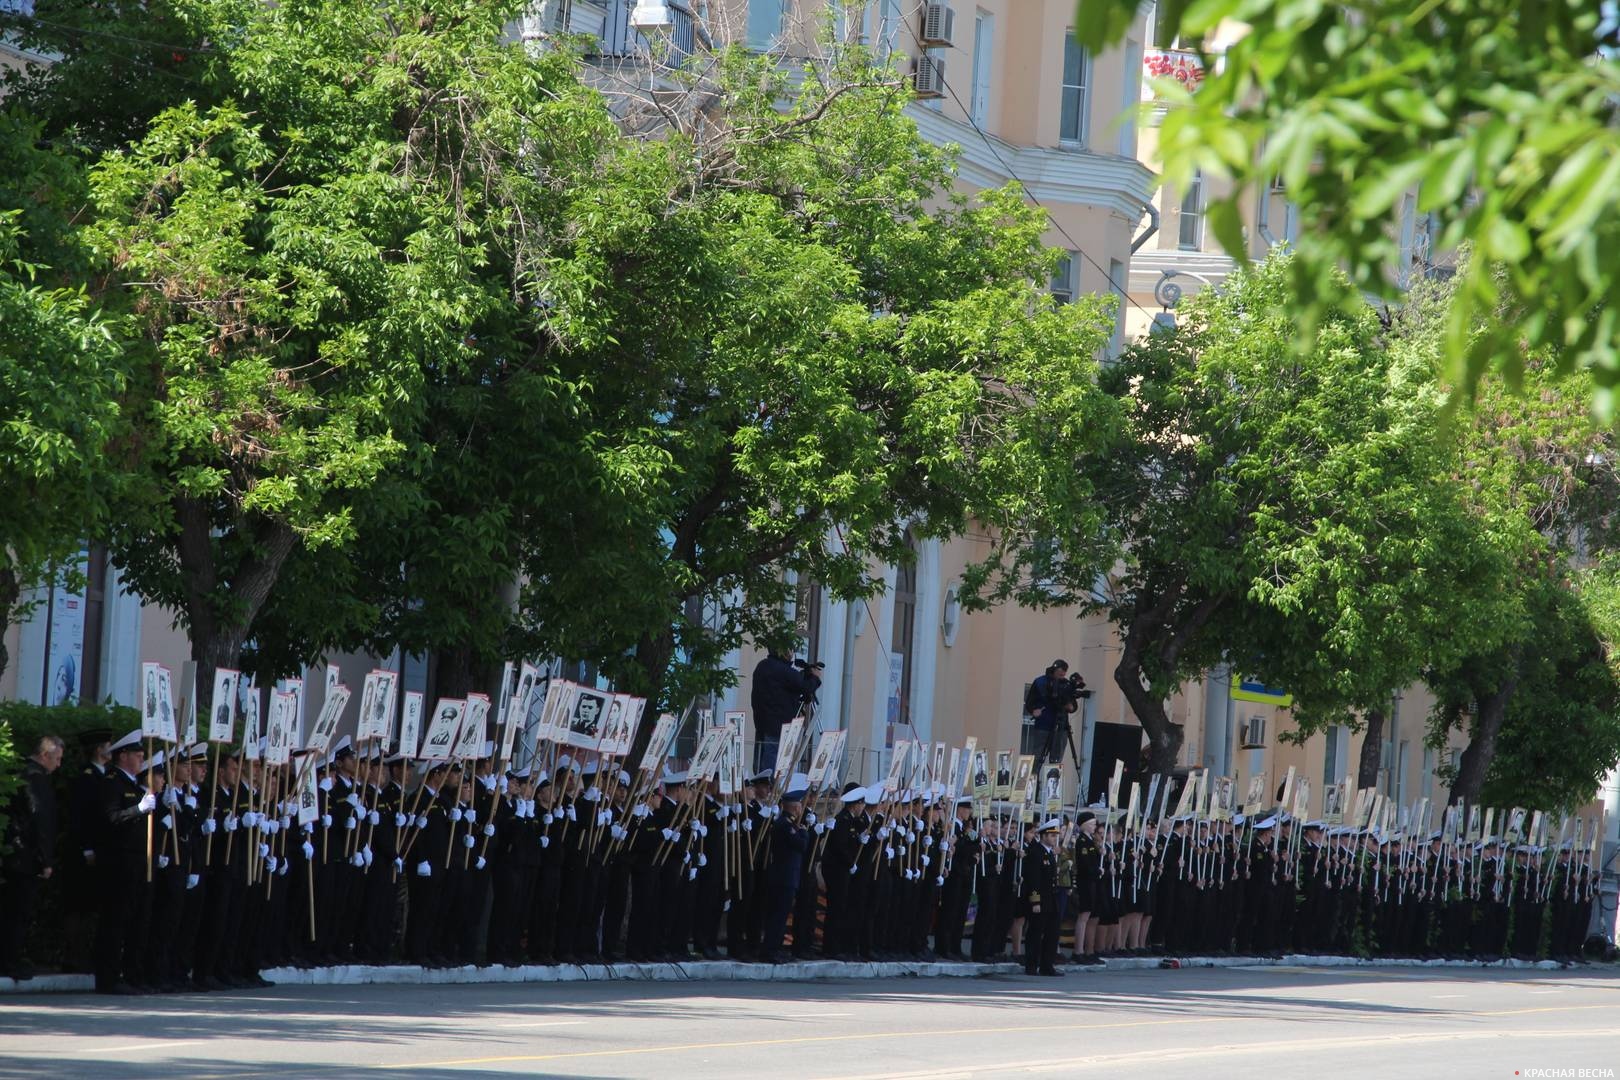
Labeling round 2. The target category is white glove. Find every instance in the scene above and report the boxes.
[597,809,612,826]
[258,842,270,858]
[393,857,404,874]
[346,814,357,830]
[163,788,180,807]
[346,792,360,808]
[717,805,730,819]
[278,859,288,876]
[157,854,170,869]
[465,808,477,825]
[303,821,314,834]
[201,818,217,835]
[583,787,600,803]
[698,853,708,867]
[369,810,380,826]
[937,875,945,887]
[266,855,278,873]
[634,803,650,818]
[416,814,429,829]
[416,861,432,877]
[184,794,198,810]
[859,833,870,845]
[924,835,935,848]
[483,824,495,837]
[922,855,931,867]
[280,814,292,829]
[879,826,892,839]
[321,813,332,828]
[475,856,487,870]
[264,819,280,836]
[885,846,895,859]
[450,808,463,823]
[302,841,315,860]
[498,776,509,794]
[351,852,365,868]
[187,873,200,889]
[462,834,475,849]
[320,777,333,792]
[395,812,408,828]
[689,867,698,881]
[138,792,157,813]
[610,825,626,841]
[362,846,374,867]
[543,813,555,825]
[224,813,238,832]
[540,835,550,848]
[565,806,577,822]
[743,818,754,832]
[160,813,174,830]
[662,828,678,842]
[242,811,259,828]
[849,864,859,875]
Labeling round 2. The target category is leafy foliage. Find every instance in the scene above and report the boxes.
[1074,0,1620,412]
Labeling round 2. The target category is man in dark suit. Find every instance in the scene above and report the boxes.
[1,734,63,979]
[1022,819,1063,976]
[93,730,158,994]
[749,651,821,771]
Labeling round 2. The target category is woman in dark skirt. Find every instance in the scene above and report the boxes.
[1069,812,1102,962]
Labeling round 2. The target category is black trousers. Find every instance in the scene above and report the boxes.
[0,869,41,972]
[93,857,151,989]
[1024,902,1058,973]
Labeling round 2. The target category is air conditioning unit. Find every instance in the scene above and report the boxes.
[1240,714,1266,749]
[919,2,954,46]
[913,54,946,98]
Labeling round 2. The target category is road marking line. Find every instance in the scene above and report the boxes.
[371,1016,1227,1070]
[490,1019,589,1029]
[82,1041,203,1054]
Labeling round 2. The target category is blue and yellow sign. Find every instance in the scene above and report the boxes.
[1231,679,1292,707]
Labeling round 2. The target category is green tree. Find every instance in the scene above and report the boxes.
[1249,276,1532,788]
[1002,254,1463,777]
[84,0,593,692]
[511,45,1121,756]
[1074,1,1620,411]
[0,113,126,681]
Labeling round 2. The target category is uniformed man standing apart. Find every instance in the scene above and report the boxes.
[0,734,63,980]
[94,730,159,994]
[1022,818,1063,977]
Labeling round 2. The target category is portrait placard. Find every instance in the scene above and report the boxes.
[454,693,490,760]
[946,748,962,797]
[398,690,424,759]
[1291,776,1311,822]
[266,692,294,766]
[639,713,680,773]
[1042,765,1064,814]
[154,666,178,743]
[239,681,261,759]
[296,764,319,826]
[420,699,466,762]
[1243,774,1268,817]
[564,685,609,752]
[208,668,240,744]
[993,751,1013,801]
[140,662,163,738]
[307,684,350,757]
[971,749,991,801]
[807,730,842,788]
[1211,776,1235,822]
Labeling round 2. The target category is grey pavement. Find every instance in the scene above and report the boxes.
[2,965,1617,1080]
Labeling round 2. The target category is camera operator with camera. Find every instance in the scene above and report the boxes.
[749,650,824,771]
[1025,660,1085,769]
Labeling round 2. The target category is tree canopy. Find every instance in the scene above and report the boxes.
[1075,0,1620,413]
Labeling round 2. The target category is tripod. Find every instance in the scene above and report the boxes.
[1034,690,1090,785]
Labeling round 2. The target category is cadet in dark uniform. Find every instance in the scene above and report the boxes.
[93,730,158,994]
[761,787,810,962]
[1022,819,1062,976]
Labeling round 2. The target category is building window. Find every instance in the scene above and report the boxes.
[969,10,994,128]
[889,531,918,728]
[746,0,785,49]
[1059,35,1090,145]
[1049,251,1076,304]
[1178,171,1204,249]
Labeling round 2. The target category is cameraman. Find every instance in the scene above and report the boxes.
[750,650,823,771]
[1025,660,1083,768]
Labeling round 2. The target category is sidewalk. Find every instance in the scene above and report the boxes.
[0,952,1573,995]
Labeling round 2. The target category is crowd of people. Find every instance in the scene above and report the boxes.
[0,728,1605,994]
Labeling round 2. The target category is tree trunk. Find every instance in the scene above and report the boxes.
[624,625,678,772]
[1449,679,1517,807]
[433,645,475,701]
[1356,708,1385,790]
[175,501,299,712]
[0,564,17,683]
[1113,633,1183,779]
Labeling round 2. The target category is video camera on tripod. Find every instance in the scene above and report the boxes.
[1027,660,1090,771]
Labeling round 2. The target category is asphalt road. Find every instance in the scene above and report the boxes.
[3,965,1617,1080]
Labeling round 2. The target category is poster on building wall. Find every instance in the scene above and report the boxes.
[886,651,905,727]
[44,570,87,706]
